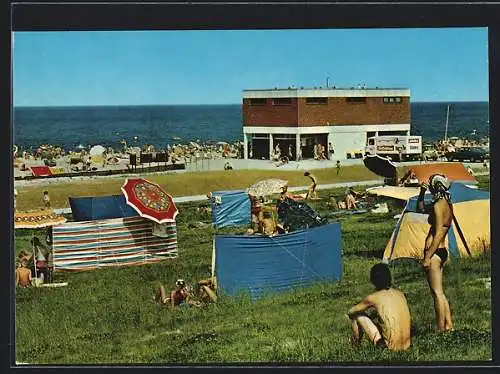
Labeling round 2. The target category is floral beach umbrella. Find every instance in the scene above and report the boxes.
[121,178,178,223]
[247,178,288,197]
[14,209,67,229]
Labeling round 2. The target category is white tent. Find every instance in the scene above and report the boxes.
[89,145,106,156]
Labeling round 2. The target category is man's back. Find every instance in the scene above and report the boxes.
[16,267,32,287]
[369,288,411,351]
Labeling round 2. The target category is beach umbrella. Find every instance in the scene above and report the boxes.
[247,178,288,197]
[14,209,67,230]
[363,154,398,178]
[216,141,228,146]
[121,178,178,223]
[14,209,67,279]
[89,145,106,156]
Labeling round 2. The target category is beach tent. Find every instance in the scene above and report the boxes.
[366,186,422,202]
[89,145,106,156]
[211,190,251,228]
[52,195,178,272]
[69,195,137,221]
[213,223,342,300]
[405,162,477,185]
[383,182,489,262]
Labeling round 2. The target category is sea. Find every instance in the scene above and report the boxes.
[12,102,489,151]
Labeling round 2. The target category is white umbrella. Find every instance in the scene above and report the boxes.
[247,178,288,197]
[89,145,106,156]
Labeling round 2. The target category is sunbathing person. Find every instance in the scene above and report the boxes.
[16,261,32,288]
[258,206,277,236]
[197,277,217,303]
[345,187,362,210]
[155,279,200,309]
[417,174,454,332]
[347,263,411,351]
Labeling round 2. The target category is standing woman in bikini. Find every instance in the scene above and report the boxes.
[417,174,453,332]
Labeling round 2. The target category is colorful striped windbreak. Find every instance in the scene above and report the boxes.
[52,216,178,272]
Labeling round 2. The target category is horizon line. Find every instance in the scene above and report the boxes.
[13,100,490,109]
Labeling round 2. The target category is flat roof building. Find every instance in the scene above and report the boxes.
[242,86,411,161]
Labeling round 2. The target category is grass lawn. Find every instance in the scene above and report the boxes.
[15,165,385,210]
[14,176,491,364]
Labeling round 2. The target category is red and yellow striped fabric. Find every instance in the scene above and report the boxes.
[52,216,177,272]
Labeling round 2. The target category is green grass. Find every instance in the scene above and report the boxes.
[14,178,491,364]
[16,165,384,210]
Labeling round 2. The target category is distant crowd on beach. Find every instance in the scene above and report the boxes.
[13,140,245,176]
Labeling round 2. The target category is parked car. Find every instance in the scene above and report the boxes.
[444,147,489,162]
[422,144,439,161]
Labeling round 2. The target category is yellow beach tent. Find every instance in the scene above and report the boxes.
[383,182,490,262]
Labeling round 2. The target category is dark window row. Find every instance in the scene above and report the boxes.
[306,97,328,105]
[272,98,293,105]
[249,98,267,105]
[383,97,402,103]
[345,97,366,103]
[249,98,294,105]
[249,96,405,106]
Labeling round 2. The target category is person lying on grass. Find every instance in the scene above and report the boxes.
[196,277,218,303]
[347,263,411,351]
[155,279,201,309]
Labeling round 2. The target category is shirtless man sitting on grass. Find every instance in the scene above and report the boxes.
[347,263,411,351]
[16,261,32,288]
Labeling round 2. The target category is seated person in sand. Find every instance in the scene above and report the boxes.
[155,279,200,309]
[347,263,411,352]
[16,261,32,288]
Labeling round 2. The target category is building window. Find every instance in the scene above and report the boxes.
[346,97,366,103]
[272,98,292,105]
[383,97,403,104]
[249,98,267,105]
[306,97,328,105]
[366,131,376,143]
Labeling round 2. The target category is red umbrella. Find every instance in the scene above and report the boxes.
[121,178,178,223]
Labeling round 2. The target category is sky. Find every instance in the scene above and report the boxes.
[12,28,489,107]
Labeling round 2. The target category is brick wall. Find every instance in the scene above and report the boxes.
[243,98,299,126]
[242,96,410,127]
[297,97,410,126]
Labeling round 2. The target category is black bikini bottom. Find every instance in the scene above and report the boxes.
[435,248,448,263]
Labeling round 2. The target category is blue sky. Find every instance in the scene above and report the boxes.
[12,28,488,107]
